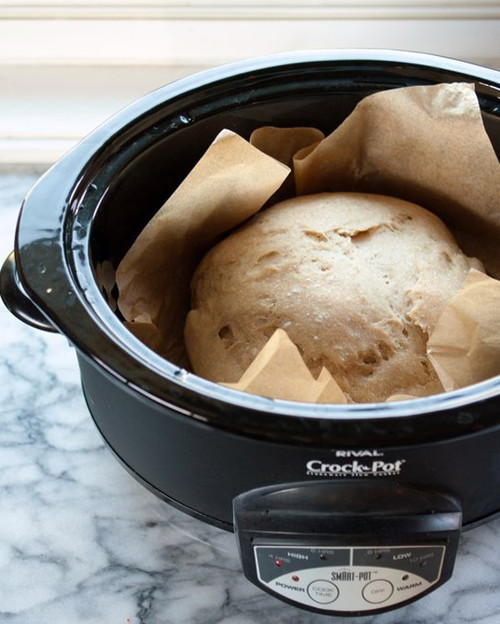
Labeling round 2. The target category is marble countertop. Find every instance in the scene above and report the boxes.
[1,171,500,624]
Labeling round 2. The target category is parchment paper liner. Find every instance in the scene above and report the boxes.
[294,82,500,239]
[221,329,346,403]
[115,82,500,403]
[116,129,290,366]
[427,269,500,392]
[249,126,324,201]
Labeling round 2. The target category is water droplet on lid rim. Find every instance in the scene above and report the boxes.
[174,368,188,381]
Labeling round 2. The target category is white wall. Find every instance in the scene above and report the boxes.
[2,1,500,165]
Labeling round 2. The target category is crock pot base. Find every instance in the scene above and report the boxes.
[81,385,234,532]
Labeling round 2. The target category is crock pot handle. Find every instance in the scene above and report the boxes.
[0,252,57,332]
[234,480,462,616]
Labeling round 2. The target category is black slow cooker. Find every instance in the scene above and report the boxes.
[2,50,500,617]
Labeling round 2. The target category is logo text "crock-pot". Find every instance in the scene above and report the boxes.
[306,459,406,477]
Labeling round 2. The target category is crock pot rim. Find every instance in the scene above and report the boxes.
[14,49,500,440]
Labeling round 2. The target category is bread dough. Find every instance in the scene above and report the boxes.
[185,192,480,402]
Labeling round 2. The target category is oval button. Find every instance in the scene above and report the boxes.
[307,579,340,604]
[362,579,394,604]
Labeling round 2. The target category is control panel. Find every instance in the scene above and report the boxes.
[254,543,445,612]
[234,480,462,615]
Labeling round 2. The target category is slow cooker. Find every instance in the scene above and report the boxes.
[1,50,500,617]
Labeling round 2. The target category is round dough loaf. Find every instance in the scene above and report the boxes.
[185,192,480,402]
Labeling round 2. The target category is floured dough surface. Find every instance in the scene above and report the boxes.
[185,192,480,402]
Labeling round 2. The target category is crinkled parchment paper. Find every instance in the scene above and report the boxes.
[427,269,500,391]
[116,129,290,366]
[222,328,346,403]
[294,82,500,238]
[250,126,324,200]
[116,82,500,403]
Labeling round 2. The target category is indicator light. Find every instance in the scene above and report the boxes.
[320,554,327,560]
[274,559,282,567]
[292,574,300,582]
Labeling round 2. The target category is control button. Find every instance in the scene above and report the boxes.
[362,579,394,604]
[307,580,339,604]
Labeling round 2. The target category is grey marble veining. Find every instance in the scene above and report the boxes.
[1,172,500,624]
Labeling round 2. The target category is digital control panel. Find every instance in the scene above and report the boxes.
[254,544,445,612]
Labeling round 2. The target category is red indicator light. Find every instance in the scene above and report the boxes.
[292,575,300,582]
[274,560,282,567]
